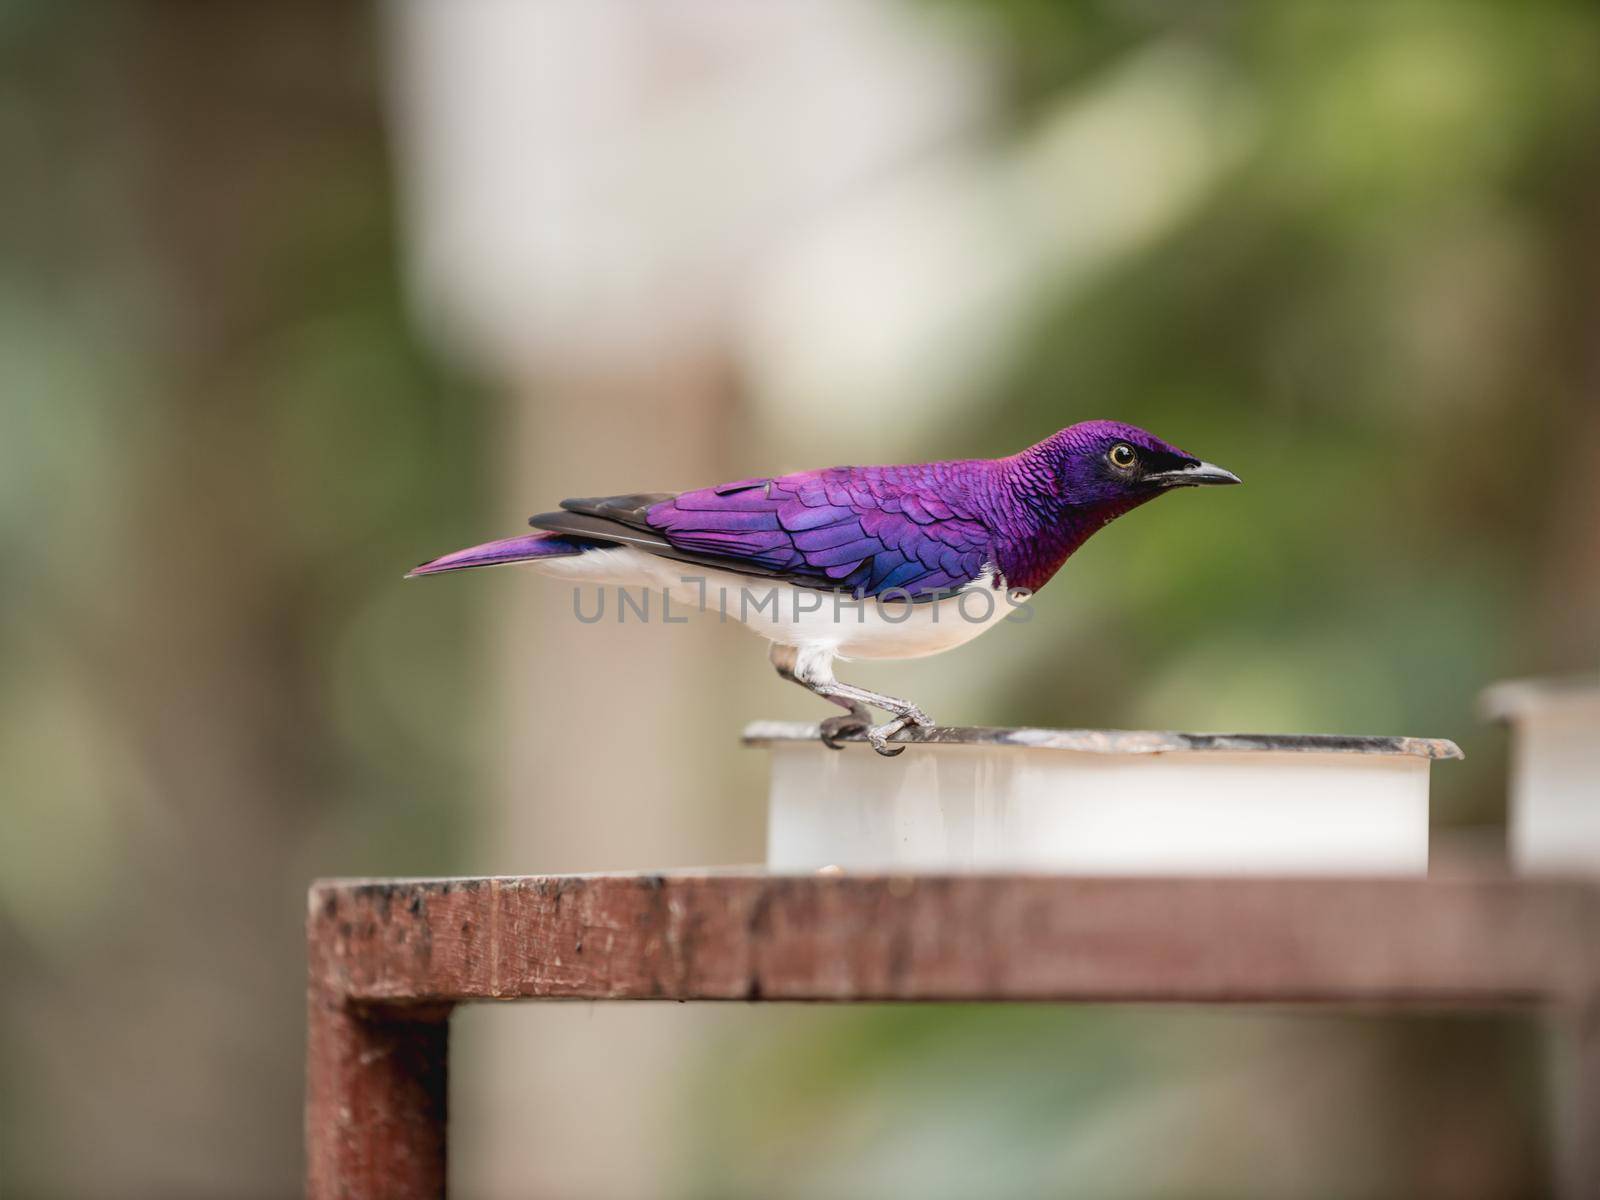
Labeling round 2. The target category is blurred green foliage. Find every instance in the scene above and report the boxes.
[687,1005,1550,1198]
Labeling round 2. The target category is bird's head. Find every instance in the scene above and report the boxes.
[1049,419,1241,510]
[996,420,1241,591]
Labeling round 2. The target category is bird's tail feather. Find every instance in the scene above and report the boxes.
[406,532,598,578]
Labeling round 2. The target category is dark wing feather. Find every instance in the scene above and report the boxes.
[532,467,995,598]
[528,510,674,553]
[529,504,805,581]
[558,494,674,528]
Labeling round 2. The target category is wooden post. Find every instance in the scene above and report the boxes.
[307,888,453,1199]
[305,988,450,1200]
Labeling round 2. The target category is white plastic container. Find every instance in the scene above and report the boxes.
[745,723,1461,876]
[1482,676,1600,876]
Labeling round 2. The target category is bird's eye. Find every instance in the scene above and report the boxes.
[1108,443,1137,470]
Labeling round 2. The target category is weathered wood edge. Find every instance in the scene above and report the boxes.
[307,873,1600,1009]
[741,721,1465,759]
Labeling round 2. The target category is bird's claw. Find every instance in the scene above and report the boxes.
[820,713,869,750]
[868,730,906,756]
[866,707,933,757]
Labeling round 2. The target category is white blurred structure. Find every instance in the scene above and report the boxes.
[1482,676,1600,876]
[385,0,993,382]
[752,725,1457,875]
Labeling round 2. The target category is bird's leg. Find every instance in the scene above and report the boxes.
[770,644,870,748]
[832,684,935,756]
[768,644,933,757]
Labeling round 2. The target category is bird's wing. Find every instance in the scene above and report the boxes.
[532,469,996,599]
[529,495,813,582]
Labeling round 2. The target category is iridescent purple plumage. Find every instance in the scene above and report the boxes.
[641,420,1215,596]
[410,419,1236,595]
[407,419,1239,754]
[404,531,591,577]
[648,464,993,598]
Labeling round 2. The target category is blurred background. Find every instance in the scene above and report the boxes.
[3,1,1597,1196]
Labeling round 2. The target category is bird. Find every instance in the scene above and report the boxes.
[408,420,1240,754]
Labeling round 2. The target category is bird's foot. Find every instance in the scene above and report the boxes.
[819,712,870,750]
[866,705,933,757]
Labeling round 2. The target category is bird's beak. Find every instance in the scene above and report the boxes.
[1148,460,1242,488]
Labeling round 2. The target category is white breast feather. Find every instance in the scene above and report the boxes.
[526,545,1025,661]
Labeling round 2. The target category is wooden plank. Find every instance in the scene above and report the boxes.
[305,873,1600,1199]
[308,874,1600,1007]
